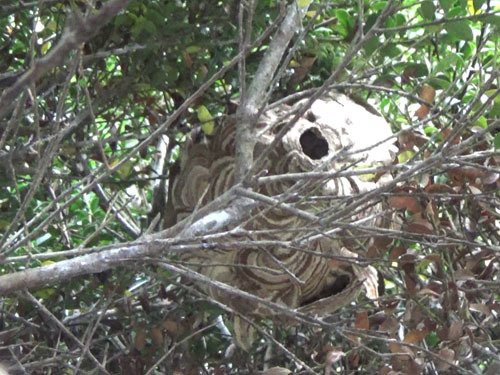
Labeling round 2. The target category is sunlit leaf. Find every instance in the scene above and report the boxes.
[475,115,487,128]
[397,150,415,163]
[297,0,311,8]
[197,105,215,135]
[467,0,484,14]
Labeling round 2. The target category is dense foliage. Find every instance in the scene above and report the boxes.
[0,0,500,374]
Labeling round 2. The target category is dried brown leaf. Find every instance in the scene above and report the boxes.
[134,324,147,351]
[389,246,407,261]
[407,217,434,235]
[416,288,439,298]
[151,326,164,346]
[388,195,422,213]
[162,319,185,337]
[482,171,500,184]
[355,311,370,330]
[379,315,400,334]
[404,328,428,344]
[348,352,359,368]
[388,340,414,356]
[436,348,455,371]
[420,84,436,102]
[182,50,193,68]
[403,274,417,295]
[425,183,455,194]
[355,265,379,301]
[448,320,463,341]
[402,66,418,82]
[415,84,436,119]
[448,167,484,184]
[325,350,346,375]
[469,303,491,316]
[415,104,430,119]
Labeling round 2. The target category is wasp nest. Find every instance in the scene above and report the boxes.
[166,93,395,349]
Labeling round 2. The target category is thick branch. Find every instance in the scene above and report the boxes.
[234,2,302,182]
[0,189,256,294]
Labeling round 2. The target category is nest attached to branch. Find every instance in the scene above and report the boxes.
[166,92,395,349]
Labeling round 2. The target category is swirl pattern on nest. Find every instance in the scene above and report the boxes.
[167,93,395,345]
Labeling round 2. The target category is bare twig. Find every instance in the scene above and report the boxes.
[0,0,131,118]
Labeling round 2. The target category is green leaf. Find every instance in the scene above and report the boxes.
[494,133,500,150]
[336,9,348,25]
[117,160,135,179]
[145,7,165,27]
[428,77,450,90]
[186,45,202,53]
[426,331,440,348]
[381,44,401,58]
[445,21,473,40]
[424,125,439,136]
[490,103,500,117]
[363,36,380,56]
[371,1,388,12]
[447,5,466,18]
[397,62,428,77]
[420,1,436,20]
[484,15,500,27]
[485,89,500,104]
[473,0,486,10]
[114,14,134,28]
[197,105,215,135]
[398,150,415,163]
[34,288,56,299]
[141,19,156,35]
[335,9,352,36]
[439,0,453,14]
[475,116,487,128]
[435,54,459,73]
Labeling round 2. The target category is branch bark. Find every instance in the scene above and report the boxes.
[0,186,256,294]
[234,2,304,182]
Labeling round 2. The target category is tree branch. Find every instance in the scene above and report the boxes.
[0,0,131,119]
[234,2,304,182]
[0,185,257,294]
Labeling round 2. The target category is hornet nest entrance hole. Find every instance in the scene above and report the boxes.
[299,127,329,160]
